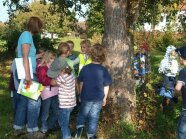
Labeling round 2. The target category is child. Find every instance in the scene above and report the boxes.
[74,44,112,139]
[47,42,70,79]
[72,39,92,102]
[67,40,79,75]
[73,39,92,75]
[56,66,76,139]
[158,45,179,111]
[10,63,20,117]
[133,52,140,79]
[174,46,186,139]
[67,40,76,60]
[36,51,58,135]
[139,47,147,82]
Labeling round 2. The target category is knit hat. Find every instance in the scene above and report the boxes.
[164,45,176,58]
[175,46,186,60]
[158,45,176,74]
[47,57,68,78]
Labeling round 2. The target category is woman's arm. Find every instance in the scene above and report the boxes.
[22,43,32,85]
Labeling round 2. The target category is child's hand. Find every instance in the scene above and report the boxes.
[60,70,65,76]
[50,79,57,86]
[102,98,107,106]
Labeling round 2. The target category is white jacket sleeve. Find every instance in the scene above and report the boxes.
[170,60,178,74]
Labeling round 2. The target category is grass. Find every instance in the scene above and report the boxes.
[60,36,82,52]
[0,54,14,138]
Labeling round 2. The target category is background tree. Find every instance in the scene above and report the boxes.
[3,0,75,51]
[86,0,104,38]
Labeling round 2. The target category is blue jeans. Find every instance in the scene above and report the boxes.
[163,76,176,90]
[58,107,74,139]
[41,96,58,133]
[13,90,19,117]
[77,101,102,138]
[177,109,186,139]
[13,75,41,132]
[13,95,41,132]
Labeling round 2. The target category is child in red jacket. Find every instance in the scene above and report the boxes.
[36,51,58,135]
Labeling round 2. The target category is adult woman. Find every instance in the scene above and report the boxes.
[13,16,44,139]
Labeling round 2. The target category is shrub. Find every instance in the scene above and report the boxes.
[154,32,177,51]
[5,29,21,53]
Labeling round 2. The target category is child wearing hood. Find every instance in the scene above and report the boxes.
[158,45,179,111]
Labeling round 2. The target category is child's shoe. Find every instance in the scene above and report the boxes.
[88,135,97,139]
[28,131,45,139]
[14,129,26,137]
[74,127,84,138]
[171,97,178,104]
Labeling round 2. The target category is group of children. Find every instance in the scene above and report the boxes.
[10,39,112,139]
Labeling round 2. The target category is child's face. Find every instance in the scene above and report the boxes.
[48,56,55,66]
[81,44,89,54]
[171,51,177,57]
[69,44,74,51]
[66,50,70,56]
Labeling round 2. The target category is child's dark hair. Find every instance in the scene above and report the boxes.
[66,40,74,49]
[89,43,106,63]
[64,66,72,75]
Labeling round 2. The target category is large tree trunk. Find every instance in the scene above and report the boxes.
[102,0,136,122]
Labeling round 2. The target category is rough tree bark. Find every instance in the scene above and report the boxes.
[102,0,140,122]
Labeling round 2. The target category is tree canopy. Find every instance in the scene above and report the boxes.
[3,0,185,34]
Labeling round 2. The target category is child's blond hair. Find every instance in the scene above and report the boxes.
[40,51,56,66]
[80,39,91,48]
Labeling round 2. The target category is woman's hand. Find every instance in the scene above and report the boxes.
[24,78,32,88]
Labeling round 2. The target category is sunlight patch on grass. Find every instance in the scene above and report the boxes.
[60,36,81,52]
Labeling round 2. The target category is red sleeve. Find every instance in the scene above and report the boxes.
[37,66,52,86]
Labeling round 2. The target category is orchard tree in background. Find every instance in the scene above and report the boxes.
[86,0,104,38]
[5,1,73,36]
[3,0,75,51]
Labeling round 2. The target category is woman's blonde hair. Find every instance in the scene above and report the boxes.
[40,51,56,66]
